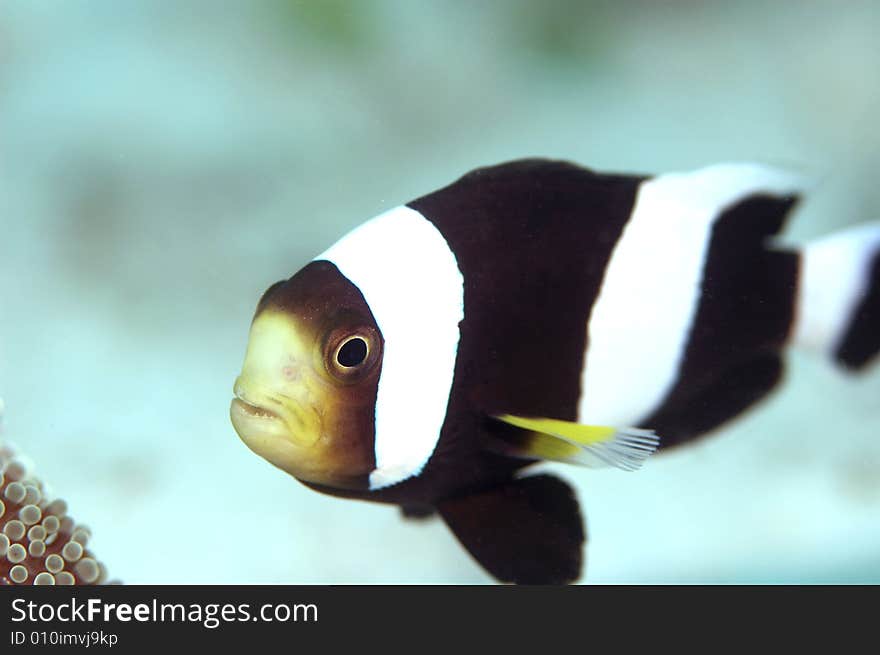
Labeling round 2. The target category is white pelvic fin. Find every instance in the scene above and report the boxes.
[792,221,880,367]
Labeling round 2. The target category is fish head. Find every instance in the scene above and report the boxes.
[230,261,382,490]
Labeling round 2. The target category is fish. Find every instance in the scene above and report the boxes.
[230,158,880,584]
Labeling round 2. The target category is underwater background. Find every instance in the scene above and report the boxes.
[1,0,878,583]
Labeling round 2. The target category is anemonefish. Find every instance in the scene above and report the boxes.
[230,159,880,584]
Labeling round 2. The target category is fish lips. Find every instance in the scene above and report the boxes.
[230,378,317,448]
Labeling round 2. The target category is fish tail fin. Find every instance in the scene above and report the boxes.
[791,221,880,371]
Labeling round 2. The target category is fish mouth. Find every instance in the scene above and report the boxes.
[231,396,281,420]
[230,376,321,448]
[231,379,283,421]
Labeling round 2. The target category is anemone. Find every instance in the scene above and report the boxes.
[1,432,113,585]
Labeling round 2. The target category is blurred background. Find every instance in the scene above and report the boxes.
[1,0,878,583]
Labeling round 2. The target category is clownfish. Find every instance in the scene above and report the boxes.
[230,159,880,584]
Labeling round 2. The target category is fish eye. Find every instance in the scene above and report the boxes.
[336,337,368,368]
[326,328,381,381]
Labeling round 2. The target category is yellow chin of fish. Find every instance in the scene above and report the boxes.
[230,311,342,486]
[230,381,321,481]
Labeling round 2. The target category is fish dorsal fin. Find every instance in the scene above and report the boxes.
[491,414,659,471]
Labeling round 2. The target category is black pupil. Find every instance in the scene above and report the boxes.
[337,338,368,367]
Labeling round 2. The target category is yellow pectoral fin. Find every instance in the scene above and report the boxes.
[493,414,618,445]
[492,413,660,472]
